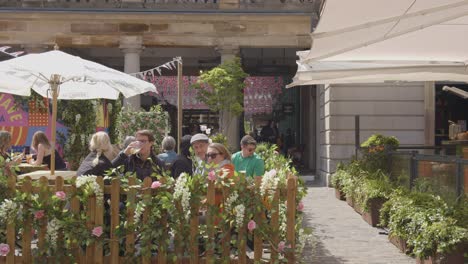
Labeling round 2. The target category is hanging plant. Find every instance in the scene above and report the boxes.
[13,90,48,113]
[57,100,97,170]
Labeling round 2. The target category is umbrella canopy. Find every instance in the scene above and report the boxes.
[289,0,468,86]
[0,50,158,174]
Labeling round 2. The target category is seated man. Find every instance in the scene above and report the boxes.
[232,135,265,177]
[112,129,165,180]
[190,133,210,175]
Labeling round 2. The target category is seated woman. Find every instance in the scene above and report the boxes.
[77,131,114,176]
[30,131,67,170]
[0,131,23,166]
[206,143,235,205]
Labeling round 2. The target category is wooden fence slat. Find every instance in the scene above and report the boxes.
[141,177,152,264]
[110,178,120,264]
[175,201,184,264]
[86,192,96,262]
[37,176,49,259]
[190,205,199,264]
[55,176,65,262]
[21,177,33,264]
[69,176,82,263]
[221,187,231,261]
[254,176,263,262]
[286,173,296,263]
[125,177,136,257]
[206,179,216,262]
[270,189,280,263]
[95,176,104,264]
[6,175,16,264]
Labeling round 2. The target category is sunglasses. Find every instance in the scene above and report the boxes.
[206,152,220,159]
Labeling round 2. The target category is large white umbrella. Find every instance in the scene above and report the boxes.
[0,50,157,175]
[289,0,468,87]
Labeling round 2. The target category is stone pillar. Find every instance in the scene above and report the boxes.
[120,36,144,110]
[218,45,240,151]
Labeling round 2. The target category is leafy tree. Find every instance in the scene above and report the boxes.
[191,57,248,134]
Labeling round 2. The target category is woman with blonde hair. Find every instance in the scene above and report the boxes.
[30,131,67,170]
[0,131,23,165]
[77,131,114,176]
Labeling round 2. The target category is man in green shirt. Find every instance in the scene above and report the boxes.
[232,135,265,177]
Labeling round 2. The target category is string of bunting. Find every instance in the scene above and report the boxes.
[0,46,26,58]
[129,56,182,80]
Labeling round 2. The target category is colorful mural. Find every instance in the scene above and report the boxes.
[0,93,68,153]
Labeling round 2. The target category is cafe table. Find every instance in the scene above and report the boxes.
[17,170,77,181]
[17,163,48,174]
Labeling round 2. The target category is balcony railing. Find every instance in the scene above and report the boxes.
[0,0,321,12]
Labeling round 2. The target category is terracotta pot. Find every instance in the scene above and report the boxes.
[353,201,364,215]
[362,197,385,227]
[388,234,409,254]
[334,188,346,201]
[346,195,354,207]
[415,243,465,264]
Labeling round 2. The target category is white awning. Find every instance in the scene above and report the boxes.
[289,0,468,87]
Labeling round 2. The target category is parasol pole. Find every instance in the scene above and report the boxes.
[49,74,61,176]
[177,57,183,154]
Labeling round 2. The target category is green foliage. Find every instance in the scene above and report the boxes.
[106,98,122,144]
[379,190,468,258]
[361,134,399,149]
[115,105,170,151]
[360,134,400,173]
[13,90,48,113]
[191,57,247,117]
[57,100,97,170]
[209,133,228,146]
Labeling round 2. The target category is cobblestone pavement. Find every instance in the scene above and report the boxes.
[301,180,415,264]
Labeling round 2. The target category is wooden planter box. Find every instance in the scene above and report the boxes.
[346,195,354,207]
[334,188,346,200]
[361,197,385,227]
[389,234,409,254]
[415,244,465,264]
[353,201,364,215]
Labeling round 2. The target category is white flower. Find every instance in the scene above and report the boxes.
[46,219,61,248]
[134,201,146,226]
[0,199,21,224]
[225,191,238,213]
[234,204,245,228]
[75,114,81,123]
[260,169,280,197]
[173,173,191,221]
[76,175,103,202]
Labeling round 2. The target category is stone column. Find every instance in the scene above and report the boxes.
[120,36,144,110]
[218,45,241,151]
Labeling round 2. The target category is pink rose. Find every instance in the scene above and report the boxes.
[55,191,66,201]
[151,181,162,189]
[92,226,103,237]
[278,241,286,252]
[247,220,256,232]
[0,243,10,256]
[208,170,217,181]
[297,201,304,212]
[34,210,45,220]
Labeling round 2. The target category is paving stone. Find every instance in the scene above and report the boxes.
[300,181,414,264]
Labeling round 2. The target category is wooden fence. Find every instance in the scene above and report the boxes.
[1,174,298,263]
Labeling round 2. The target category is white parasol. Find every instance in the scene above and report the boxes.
[0,49,157,175]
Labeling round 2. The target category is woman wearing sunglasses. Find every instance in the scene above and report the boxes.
[206,142,234,179]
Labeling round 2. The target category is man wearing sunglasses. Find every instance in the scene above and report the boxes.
[232,135,265,177]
